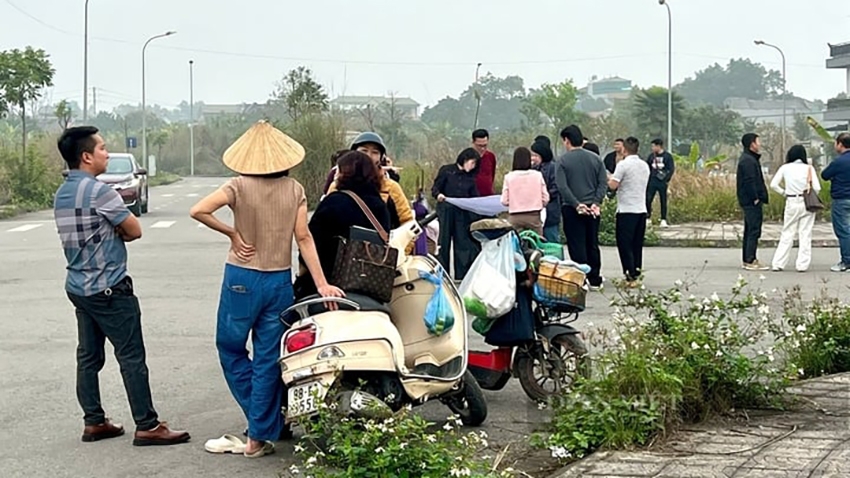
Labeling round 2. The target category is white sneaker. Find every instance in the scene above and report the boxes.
[660,220,669,228]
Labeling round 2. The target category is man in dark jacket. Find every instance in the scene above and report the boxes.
[531,139,560,243]
[645,138,675,227]
[736,133,770,271]
[822,132,850,272]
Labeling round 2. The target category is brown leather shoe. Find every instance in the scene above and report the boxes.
[132,421,191,446]
[82,419,125,442]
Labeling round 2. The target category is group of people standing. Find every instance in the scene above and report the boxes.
[431,124,660,289]
[737,132,850,273]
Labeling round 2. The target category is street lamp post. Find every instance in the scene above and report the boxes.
[473,62,483,130]
[189,59,195,177]
[83,0,90,122]
[755,40,787,154]
[659,0,673,147]
[141,30,176,171]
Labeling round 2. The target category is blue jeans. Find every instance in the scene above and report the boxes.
[216,264,293,442]
[543,224,561,244]
[832,199,850,265]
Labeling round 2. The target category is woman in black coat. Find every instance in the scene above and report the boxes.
[431,147,480,281]
[295,151,391,298]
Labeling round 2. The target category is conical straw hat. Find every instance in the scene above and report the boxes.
[223,120,306,175]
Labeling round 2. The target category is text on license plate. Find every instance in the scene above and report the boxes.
[287,381,325,418]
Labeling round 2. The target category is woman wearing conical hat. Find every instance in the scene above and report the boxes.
[190,121,343,457]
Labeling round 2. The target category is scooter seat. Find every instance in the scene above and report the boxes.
[302,293,392,317]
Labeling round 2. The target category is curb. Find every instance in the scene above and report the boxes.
[653,238,839,248]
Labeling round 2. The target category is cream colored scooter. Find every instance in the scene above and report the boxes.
[279,217,487,426]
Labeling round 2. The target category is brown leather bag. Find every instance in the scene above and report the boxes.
[803,166,825,212]
[330,191,398,303]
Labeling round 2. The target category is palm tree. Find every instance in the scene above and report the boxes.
[632,86,686,143]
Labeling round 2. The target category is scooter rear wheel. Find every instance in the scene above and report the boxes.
[515,333,590,403]
[444,370,488,427]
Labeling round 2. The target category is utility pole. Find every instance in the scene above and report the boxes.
[92,87,97,116]
[189,59,195,177]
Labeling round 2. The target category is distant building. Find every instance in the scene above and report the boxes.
[199,103,263,121]
[723,97,824,127]
[576,76,633,116]
[825,41,850,124]
[331,95,420,120]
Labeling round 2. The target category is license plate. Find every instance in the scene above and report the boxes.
[287,381,325,418]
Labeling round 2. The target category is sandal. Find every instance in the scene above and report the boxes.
[204,434,246,454]
[244,441,275,458]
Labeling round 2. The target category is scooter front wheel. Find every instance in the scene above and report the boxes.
[443,370,488,427]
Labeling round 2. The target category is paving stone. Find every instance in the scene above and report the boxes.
[581,460,667,476]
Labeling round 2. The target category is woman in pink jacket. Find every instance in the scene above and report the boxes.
[501,147,550,234]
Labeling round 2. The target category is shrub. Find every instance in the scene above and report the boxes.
[538,276,789,461]
[290,403,510,478]
[775,287,850,379]
[0,146,62,208]
[599,197,660,247]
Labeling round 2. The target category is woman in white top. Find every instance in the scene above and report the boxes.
[770,145,821,272]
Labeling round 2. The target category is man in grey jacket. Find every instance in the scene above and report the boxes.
[555,125,609,289]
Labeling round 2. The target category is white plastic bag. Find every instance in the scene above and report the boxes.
[459,234,517,319]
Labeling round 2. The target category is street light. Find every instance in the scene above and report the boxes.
[189,59,195,177]
[83,0,90,122]
[755,40,787,154]
[659,0,673,147]
[141,30,176,171]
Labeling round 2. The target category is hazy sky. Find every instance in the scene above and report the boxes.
[2,0,849,113]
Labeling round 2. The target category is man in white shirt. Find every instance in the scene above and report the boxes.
[608,137,651,286]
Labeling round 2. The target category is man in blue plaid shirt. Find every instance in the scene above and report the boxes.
[54,126,189,446]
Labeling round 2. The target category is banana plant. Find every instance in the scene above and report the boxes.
[672,141,727,171]
[806,116,841,143]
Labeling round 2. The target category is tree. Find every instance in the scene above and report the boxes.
[375,93,410,159]
[524,79,586,130]
[793,114,812,142]
[55,99,72,130]
[583,112,633,154]
[680,105,744,156]
[0,47,55,160]
[421,73,528,132]
[632,87,686,144]
[676,58,785,107]
[271,66,329,123]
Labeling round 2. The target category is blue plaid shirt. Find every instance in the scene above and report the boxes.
[54,170,130,296]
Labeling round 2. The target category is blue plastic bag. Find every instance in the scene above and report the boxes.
[420,268,455,336]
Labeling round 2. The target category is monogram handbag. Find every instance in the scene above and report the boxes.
[330,191,399,303]
[803,166,825,212]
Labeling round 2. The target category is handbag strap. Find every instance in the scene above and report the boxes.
[806,165,814,192]
[340,190,389,243]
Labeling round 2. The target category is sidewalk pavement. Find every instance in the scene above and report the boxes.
[654,221,838,248]
[549,373,850,478]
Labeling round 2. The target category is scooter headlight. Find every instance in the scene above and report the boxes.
[317,346,345,361]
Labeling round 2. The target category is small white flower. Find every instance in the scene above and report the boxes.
[443,422,453,431]
[306,456,318,465]
[375,446,386,454]
[691,342,700,350]
[703,344,710,350]
[586,321,594,328]
[426,434,437,443]
[294,444,305,453]
[759,274,766,281]
[710,292,720,302]
[450,467,472,477]
[538,402,548,410]
[796,324,807,333]
[675,279,684,287]
[289,464,301,475]
[549,445,572,460]
[716,350,723,357]
[798,368,805,376]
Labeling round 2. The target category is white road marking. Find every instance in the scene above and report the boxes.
[186,193,199,197]
[162,194,174,198]
[198,223,208,229]
[150,221,176,229]
[7,224,43,232]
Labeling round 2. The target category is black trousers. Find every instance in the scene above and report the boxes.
[561,207,603,287]
[742,204,764,264]
[437,202,480,281]
[616,213,647,280]
[67,276,159,431]
[646,179,669,220]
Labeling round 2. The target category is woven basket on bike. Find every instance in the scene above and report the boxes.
[533,259,587,312]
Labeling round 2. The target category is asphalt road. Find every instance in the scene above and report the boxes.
[2,176,849,478]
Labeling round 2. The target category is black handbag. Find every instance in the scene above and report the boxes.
[803,166,825,212]
[330,191,398,303]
